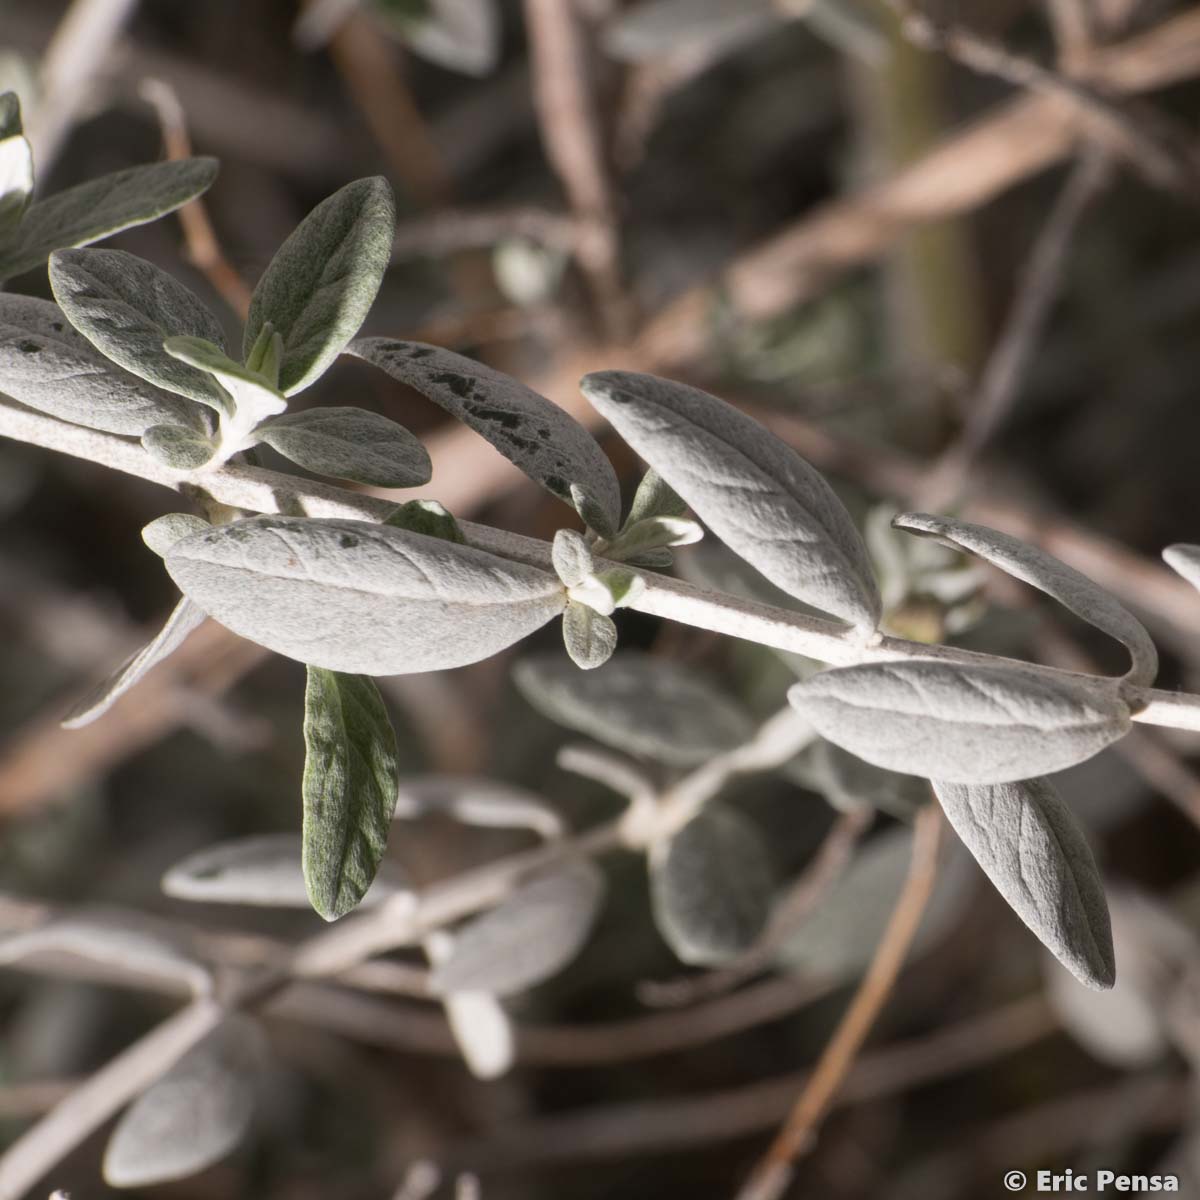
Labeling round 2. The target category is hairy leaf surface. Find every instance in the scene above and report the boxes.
[258,406,431,487]
[895,512,1158,686]
[933,776,1115,988]
[789,660,1131,784]
[302,668,400,920]
[244,177,395,394]
[351,338,622,534]
[0,295,203,435]
[165,515,566,674]
[582,370,880,629]
[49,248,229,408]
[562,601,617,669]
[0,158,219,281]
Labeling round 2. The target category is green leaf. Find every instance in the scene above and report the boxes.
[552,528,594,588]
[0,157,219,282]
[650,805,774,965]
[49,248,230,409]
[142,424,218,470]
[61,597,207,729]
[350,338,622,535]
[513,650,755,767]
[383,498,465,542]
[163,335,286,424]
[165,515,567,675]
[257,406,431,487]
[933,776,1115,988]
[626,467,688,525]
[606,515,703,560]
[302,666,401,920]
[142,513,210,557]
[0,295,204,436]
[244,177,396,395]
[582,370,881,630]
[562,601,617,669]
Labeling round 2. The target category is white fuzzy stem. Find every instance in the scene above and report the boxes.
[3,396,1200,732]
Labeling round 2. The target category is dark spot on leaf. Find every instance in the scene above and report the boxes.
[405,346,435,359]
[545,474,568,496]
[539,427,551,438]
[51,322,64,332]
[431,371,476,399]
[339,534,360,549]
[18,340,40,354]
[468,405,524,430]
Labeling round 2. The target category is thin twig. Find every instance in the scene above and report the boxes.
[2,396,1200,733]
[880,0,1193,194]
[523,0,630,340]
[736,803,943,1200]
[635,6,1200,368]
[139,79,253,318]
[922,145,1113,507]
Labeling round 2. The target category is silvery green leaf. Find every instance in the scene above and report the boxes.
[350,338,622,536]
[244,176,396,395]
[895,512,1158,687]
[384,498,464,542]
[142,513,210,557]
[243,321,284,388]
[0,295,203,436]
[789,661,1132,784]
[1164,544,1200,594]
[423,929,515,1079]
[805,738,928,819]
[627,466,688,525]
[552,528,594,588]
[606,515,703,560]
[61,596,207,729]
[625,547,675,570]
[513,650,755,767]
[932,776,1114,988]
[777,828,972,982]
[162,833,410,908]
[163,336,286,424]
[102,1017,261,1188]
[373,0,501,77]
[257,406,431,487]
[0,130,33,233]
[48,248,229,409]
[142,424,218,470]
[165,515,566,674]
[0,914,210,996]
[596,567,645,609]
[303,667,400,920]
[429,860,605,996]
[603,0,777,62]
[0,157,219,282]
[562,601,617,670]
[581,371,881,630]
[650,806,774,965]
[394,776,565,839]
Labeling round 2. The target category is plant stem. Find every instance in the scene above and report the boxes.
[3,396,1200,731]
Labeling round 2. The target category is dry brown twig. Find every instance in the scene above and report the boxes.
[139,78,253,318]
[737,802,944,1200]
[922,143,1114,508]
[523,0,631,340]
